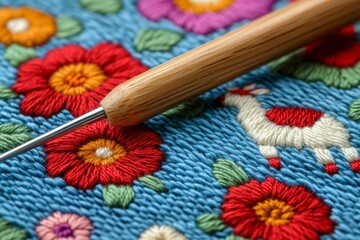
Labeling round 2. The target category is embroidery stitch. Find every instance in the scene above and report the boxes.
[134,29,183,52]
[139,225,187,240]
[13,43,148,118]
[0,123,32,152]
[269,26,360,89]
[44,120,165,208]
[138,0,275,35]
[196,159,335,239]
[0,86,17,100]
[55,16,83,38]
[349,99,360,122]
[103,184,135,208]
[35,212,93,240]
[3,44,36,67]
[80,0,122,14]
[0,1,359,238]
[218,84,360,174]
[44,121,164,190]
[0,218,28,240]
[162,98,205,118]
[0,7,56,47]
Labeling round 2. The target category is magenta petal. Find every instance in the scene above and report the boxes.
[138,0,173,20]
[138,0,275,35]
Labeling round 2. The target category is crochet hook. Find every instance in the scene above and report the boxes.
[1,0,359,162]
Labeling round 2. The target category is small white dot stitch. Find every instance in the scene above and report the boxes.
[6,18,29,33]
[95,147,114,159]
[139,225,187,240]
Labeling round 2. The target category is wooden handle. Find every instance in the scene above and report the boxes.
[101,0,360,126]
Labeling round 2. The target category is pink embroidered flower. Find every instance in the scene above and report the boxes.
[35,212,93,240]
[138,0,275,34]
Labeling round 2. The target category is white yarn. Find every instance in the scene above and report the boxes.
[313,148,334,164]
[139,225,187,240]
[259,145,278,158]
[224,91,358,165]
[6,18,29,33]
[95,147,114,158]
[225,94,350,148]
[342,147,360,162]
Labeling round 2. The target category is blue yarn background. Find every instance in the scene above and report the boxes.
[0,0,359,239]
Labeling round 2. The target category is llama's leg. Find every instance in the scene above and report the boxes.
[259,146,281,170]
[313,148,338,175]
[341,147,360,173]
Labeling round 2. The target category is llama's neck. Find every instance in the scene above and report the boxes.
[226,95,267,124]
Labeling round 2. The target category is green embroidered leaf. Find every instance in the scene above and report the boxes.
[0,218,27,240]
[213,159,249,187]
[0,86,17,100]
[139,175,167,193]
[226,234,248,240]
[134,29,183,52]
[349,99,360,122]
[0,123,32,152]
[4,44,36,67]
[56,16,83,38]
[162,98,205,118]
[196,213,226,234]
[80,0,122,14]
[103,185,135,208]
[269,51,360,89]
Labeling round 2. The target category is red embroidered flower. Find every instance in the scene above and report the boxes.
[44,120,164,190]
[221,178,335,240]
[304,25,360,68]
[13,43,148,118]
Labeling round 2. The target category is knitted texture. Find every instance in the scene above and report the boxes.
[0,0,359,239]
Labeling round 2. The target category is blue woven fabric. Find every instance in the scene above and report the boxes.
[0,0,359,239]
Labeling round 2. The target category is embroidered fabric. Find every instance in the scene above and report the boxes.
[0,0,358,239]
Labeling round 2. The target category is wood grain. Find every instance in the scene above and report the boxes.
[101,0,360,126]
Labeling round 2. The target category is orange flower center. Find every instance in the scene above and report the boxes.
[65,72,87,87]
[77,139,127,166]
[253,199,295,226]
[173,0,234,14]
[49,63,108,95]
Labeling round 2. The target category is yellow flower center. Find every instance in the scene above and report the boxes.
[77,139,127,166]
[173,0,234,14]
[253,199,295,226]
[49,63,107,95]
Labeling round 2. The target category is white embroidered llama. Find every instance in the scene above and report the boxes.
[219,84,360,174]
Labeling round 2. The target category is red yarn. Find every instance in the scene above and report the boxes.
[265,107,324,128]
[44,120,164,190]
[304,25,360,68]
[324,163,339,175]
[229,88,251,96]
[13,43,148,118]
[350,160,360,173]
[221,178,335,240]
[267,157,281,170]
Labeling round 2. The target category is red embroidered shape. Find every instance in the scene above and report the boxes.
[221,178,335,240]
[44,120,164,190]
[304,25,360,68]
[265,107,324,127]
[219,84,360,174]
[13,43,148,118]
[267,157,281,170]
